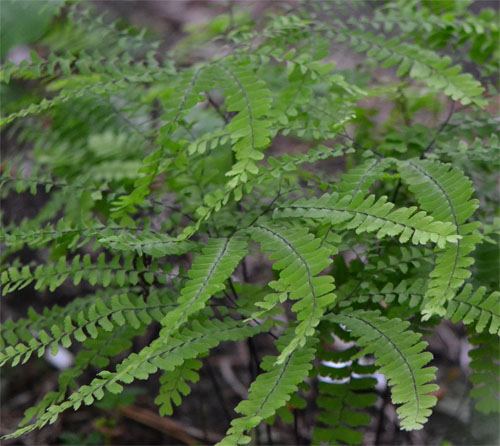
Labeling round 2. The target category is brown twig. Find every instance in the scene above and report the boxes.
[119,405,222,445]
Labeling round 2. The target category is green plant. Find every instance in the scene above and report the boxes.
[1,0,498,444]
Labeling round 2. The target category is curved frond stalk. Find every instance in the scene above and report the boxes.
[249,224,335,361]
[328,310,438,430]
[274,192,459,248]
[397,159,481,318]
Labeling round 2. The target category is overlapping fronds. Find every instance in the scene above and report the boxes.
[328,310,438,430]
[19,325,142,428]
[5,318,267,439]
[0,0,495,441]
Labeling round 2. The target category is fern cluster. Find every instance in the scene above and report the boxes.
[1,0,498,444]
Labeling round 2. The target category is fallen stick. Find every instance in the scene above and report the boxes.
[119,405,223,445]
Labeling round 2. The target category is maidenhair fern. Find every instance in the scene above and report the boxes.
[1,0,498,444]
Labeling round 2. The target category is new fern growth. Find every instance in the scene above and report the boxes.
[1,0,498,444]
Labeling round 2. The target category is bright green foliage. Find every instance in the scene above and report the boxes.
[160,237,248,338]
[4,318,267,438]
[329,310,438,430]
[1,252,168,293]
[248,225,335,362]
[397,159,482,318]
[445,285,500,335]
[274,192,459,248]
[0,292,176,366]
[1,0,498,444]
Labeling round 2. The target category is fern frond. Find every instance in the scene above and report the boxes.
[160,237,248,336]
[364,246,434,277]
[0,292,176,367]
[4,318,265,439]
[215,59,273,182]
[313,344,377,445]
[19,325,142,427]
[219,334,316,446]
[248,224,335,361]
[445,285,500,335]
[338,157,392,196]
[155,358,202,416]
[340,279,426,309]
[328,310,438,430]
[468,332,500,414]
[397,159,481,318]
[97,233,196,258]
[1,253,168,294]
[325,26,486,107]
[274,192,459,248]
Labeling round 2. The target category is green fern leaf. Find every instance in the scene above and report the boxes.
[274,192,459,248]
[328,310,438,430]
[397,159,481,318]
[219,333,316,446]
[445,284,500,335]
[468,332,500,414]
[248,224,335,362]
[155,358,202,416]
[160,237,248,337]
